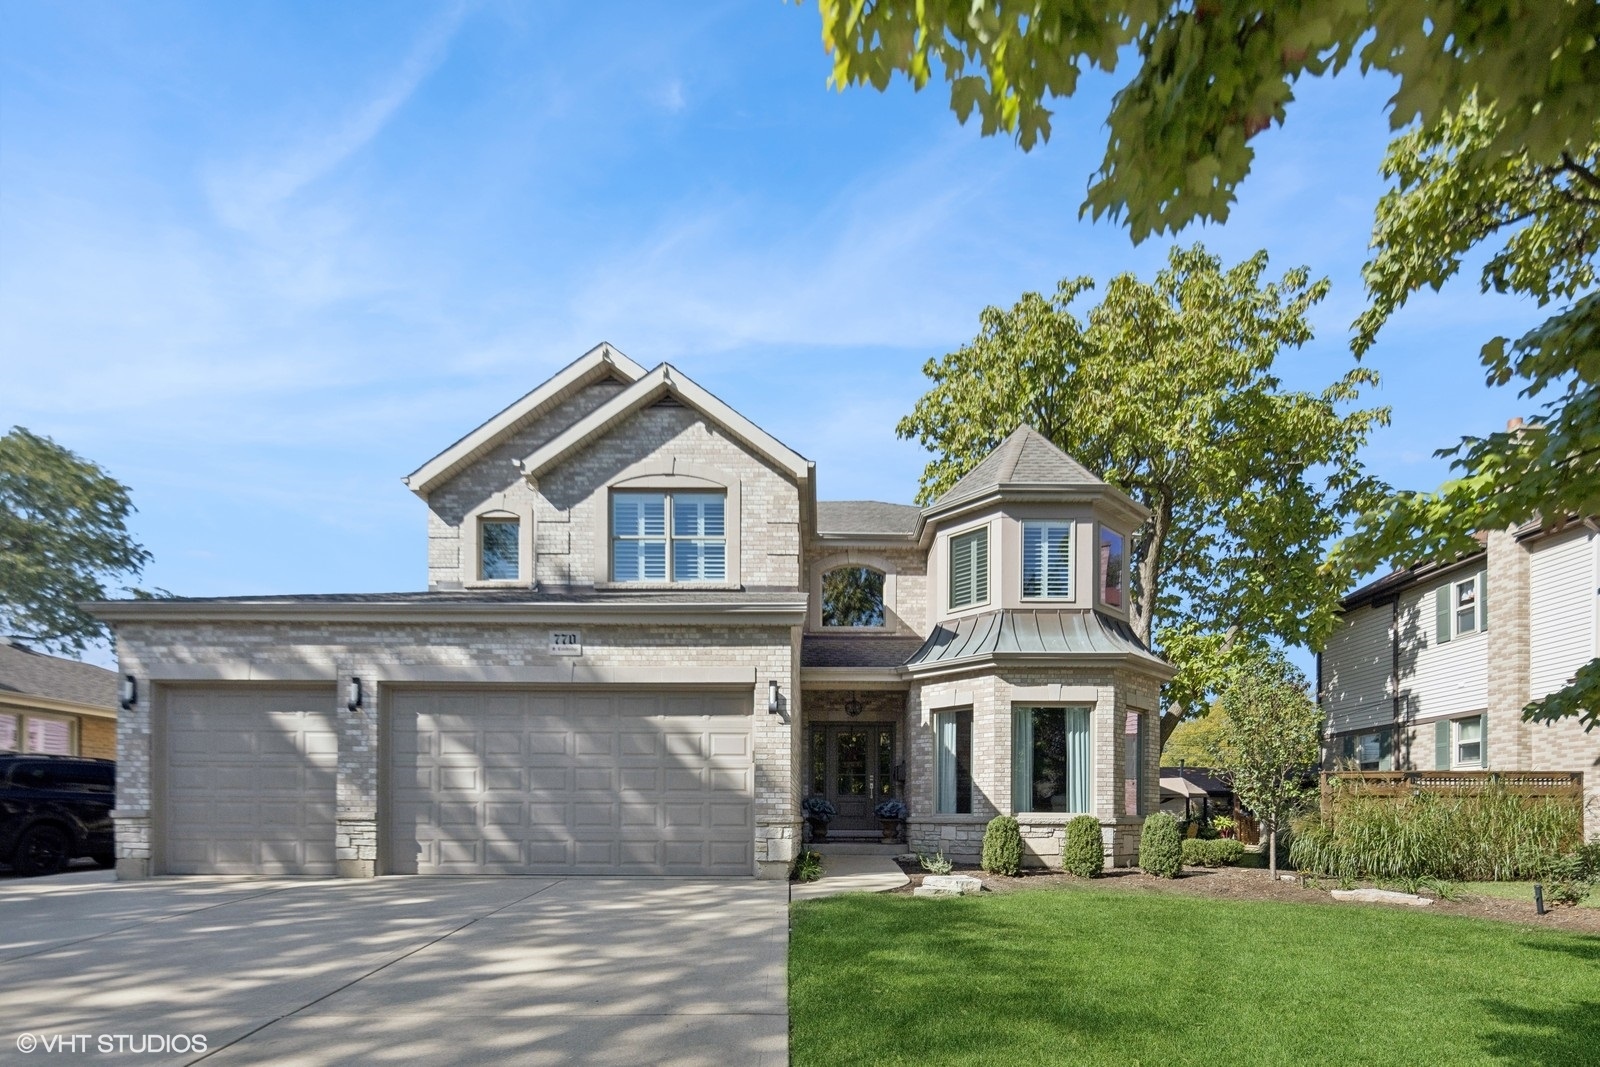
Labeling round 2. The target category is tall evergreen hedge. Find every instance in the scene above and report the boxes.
[1062,815,1104,877]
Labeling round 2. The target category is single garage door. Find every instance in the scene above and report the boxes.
[386,688,754,876]
[161,686,338,875]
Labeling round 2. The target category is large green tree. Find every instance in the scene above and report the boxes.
[0,427,153,653]
[898,244,1388,743]
[815,2,1599,729]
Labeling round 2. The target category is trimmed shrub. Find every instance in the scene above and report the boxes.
[790,848,823,883]
[1062,815,1104,878]
[981,815,1024,876]
[1182,838,1245,868]
[1139,812,1182,878]
[1288,784,1584,882]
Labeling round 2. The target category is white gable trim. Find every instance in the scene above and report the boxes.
[403,343,648,497]
[520,363,813,483]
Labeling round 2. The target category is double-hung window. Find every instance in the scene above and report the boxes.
[948,527,989,610]
[1456,716,1483,767]
[611,491,726,583]
[0,712,74,755]
[1022,521,1071,599]
[1436,572,1486,642]
[1011,707,1092,814]
[935,710,972,814]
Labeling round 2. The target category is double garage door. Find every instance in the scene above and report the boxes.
[160,685,754,877]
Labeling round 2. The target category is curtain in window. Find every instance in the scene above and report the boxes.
[937,714,958,814]
[1066,708,1092,814]
[1010,709,1033,814]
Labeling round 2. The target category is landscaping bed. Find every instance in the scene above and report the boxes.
[889,858,1600,933]
[792,882,1600,1066]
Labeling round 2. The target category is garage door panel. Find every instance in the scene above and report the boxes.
[162,688,337,876]
[387,688,754,875]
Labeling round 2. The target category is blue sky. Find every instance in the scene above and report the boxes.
[1,2,1544,666]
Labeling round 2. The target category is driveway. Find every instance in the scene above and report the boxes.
[0,871,788,1066]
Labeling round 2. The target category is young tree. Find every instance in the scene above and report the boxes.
[0,427,153,653]
[897,244,1389,743]
[1208,654,1324,879]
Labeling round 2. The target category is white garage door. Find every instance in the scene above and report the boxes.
[161,686,338,875]
[386,689,754,876]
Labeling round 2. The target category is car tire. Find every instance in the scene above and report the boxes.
[14,824,72,876]
[91,851,116,869]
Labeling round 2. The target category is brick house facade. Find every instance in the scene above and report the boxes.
[92,345,1172,879]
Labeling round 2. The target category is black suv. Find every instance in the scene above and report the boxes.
[0,754,115,875]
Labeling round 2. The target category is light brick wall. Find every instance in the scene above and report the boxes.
[536,407,802,589]
[112,619,798,877]
[427,380,628,588]
[804,544,928,636]
[1486,526,1534,771]
[904,665,1162,866]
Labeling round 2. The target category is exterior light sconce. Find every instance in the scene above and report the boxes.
[844,692,863,718]
[120,675,137,711]
[767,680,780,715]
[347,677,364,713]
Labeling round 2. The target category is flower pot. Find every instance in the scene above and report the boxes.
[808,819,829,842]
[879,819,901,844]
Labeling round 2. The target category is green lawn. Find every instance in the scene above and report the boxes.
[790,889,1600,1066]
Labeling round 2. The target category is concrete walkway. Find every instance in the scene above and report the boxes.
[0,871,788,1066]
[789,855,909,901]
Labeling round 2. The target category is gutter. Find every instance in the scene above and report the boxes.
[84,599,809,627]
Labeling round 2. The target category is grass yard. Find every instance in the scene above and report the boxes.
[1463,881,1600,909]
[790,888,1600,1066]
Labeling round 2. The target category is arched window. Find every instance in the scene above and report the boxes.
[822,566,885,627]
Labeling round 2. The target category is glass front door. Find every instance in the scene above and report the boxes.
[809,722,896,832]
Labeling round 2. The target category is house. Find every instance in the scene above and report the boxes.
[0,641,118,759]
[89,345,1173,880]
[1318,509,1599,835]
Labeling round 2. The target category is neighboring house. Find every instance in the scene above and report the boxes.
[89,345,1173,881]
[1319,514,1600,834]
[0,641,118,759]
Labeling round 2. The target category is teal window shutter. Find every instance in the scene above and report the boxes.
[1478,568,1489,632]
[1435,585,1453,643]
[1434,720,1452,769]
[1011,708,1033,813]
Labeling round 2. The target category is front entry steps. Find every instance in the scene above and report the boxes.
[790,854,910,901]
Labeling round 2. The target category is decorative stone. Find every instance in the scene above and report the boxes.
[896,853,920,863]
[921,874,983,895]
[914,886,960,898]
[1330,888,1433,906]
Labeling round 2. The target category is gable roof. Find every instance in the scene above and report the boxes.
[816,501,920,537]
[404,343,647,497]
[0,642,117,711]
[935,426,1105,506]
[520,363,812,483]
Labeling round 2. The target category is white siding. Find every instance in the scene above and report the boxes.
[1322,604,1393,733]
[1530,529,1598,700]
[1398,575,1488,721]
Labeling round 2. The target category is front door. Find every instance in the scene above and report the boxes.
[815,723,896,833]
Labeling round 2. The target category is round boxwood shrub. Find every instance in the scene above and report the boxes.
[1139,812,1183,878]
[1181,837,1245,868]
[981,815,1023,876]
[1062,815,1104,878]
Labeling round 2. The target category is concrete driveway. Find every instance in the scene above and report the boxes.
[0,871,788,1066]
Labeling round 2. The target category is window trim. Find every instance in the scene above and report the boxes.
[948,526,990,611]
[1454,715,1484,769]
[609,489,729,585]
[1452,574,1481,638]
[1021,520,1072,601]
[1,711,77,755]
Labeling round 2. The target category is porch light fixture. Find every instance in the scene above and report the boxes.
[347,677,363,712]
[767,679,780,715]
[120,675,137,710]
[844,692,863,718]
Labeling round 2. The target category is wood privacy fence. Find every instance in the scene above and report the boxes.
[1320,770,1585,819]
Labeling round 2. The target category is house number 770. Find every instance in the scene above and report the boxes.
[549,630,582,655]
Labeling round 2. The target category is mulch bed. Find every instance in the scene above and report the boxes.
[890,859,1600,933]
